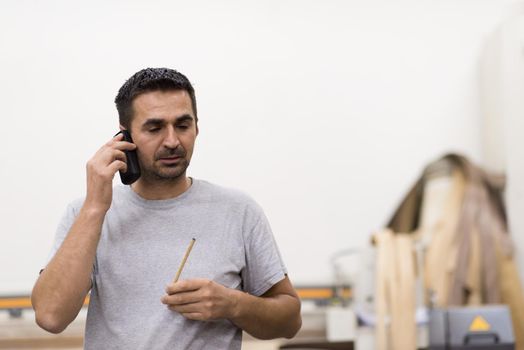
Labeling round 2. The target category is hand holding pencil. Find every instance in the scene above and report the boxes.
[161,237,239,321]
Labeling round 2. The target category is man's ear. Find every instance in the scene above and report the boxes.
[196,123,199,136]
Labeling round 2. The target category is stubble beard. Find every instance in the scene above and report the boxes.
[141,159,190,182]
[140,148,191,183]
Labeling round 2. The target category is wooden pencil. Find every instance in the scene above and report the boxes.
[173,238,196,283]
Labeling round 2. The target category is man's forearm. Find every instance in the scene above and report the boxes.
[230,290,302,340]
[31,206,105,333]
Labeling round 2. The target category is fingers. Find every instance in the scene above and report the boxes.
[112,132,124,142]
[165,279,209,295]
[89,149,127,176]
[107,133,137,151]
[168,303,202,314]
[161,290,201,306]
[164,300,212,321]
[92,135,136,170]
[161,279,235,321]
[104,149,129,174]
[84,133,137,211]
[161,279,210,312]
[111,141,137,151]
[108,160,128,174]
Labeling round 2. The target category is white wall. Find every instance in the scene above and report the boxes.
[0,0,519,294]
[481,14,524,283]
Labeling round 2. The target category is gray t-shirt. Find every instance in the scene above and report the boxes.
[49,179,287,350]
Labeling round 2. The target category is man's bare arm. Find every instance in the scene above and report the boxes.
[31,134,135,333]
[229,276,302,339]
[162,276,302,339]
[31,207,104,333]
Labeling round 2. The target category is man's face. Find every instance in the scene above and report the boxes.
[128,89,198,182]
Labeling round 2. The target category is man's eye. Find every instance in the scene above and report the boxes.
[148,128,161,133]
[177,125,189,130]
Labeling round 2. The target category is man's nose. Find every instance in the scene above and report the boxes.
[163,127,180,149]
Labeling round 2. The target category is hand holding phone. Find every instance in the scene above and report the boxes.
[115,130,141,185]
[84,132,138,213]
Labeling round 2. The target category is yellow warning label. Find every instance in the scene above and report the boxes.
[469,316,491,332]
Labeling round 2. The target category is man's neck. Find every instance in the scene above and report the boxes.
[130,175,192,200]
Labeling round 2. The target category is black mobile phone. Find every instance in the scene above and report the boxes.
[116,130,141,185]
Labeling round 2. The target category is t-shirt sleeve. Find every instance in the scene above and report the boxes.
[45,202,78,266]
[241,201,288,296]
[43,200,95,287]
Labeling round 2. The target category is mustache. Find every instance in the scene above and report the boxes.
[155,147,186,159]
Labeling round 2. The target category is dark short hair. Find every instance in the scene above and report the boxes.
[115,68,197,129]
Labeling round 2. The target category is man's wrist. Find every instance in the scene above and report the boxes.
[79,203,108,220]
[227,288,244,321]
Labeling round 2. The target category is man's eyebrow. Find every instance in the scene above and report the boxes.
[141,115,194,128]
[142,118,165,128]
[175,114,194,123]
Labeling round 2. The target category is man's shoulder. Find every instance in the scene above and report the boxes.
[195,180,267,223]
[64,184,127,214]
[195,179,258,207]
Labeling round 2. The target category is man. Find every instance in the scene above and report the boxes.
[31,68,302,349]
